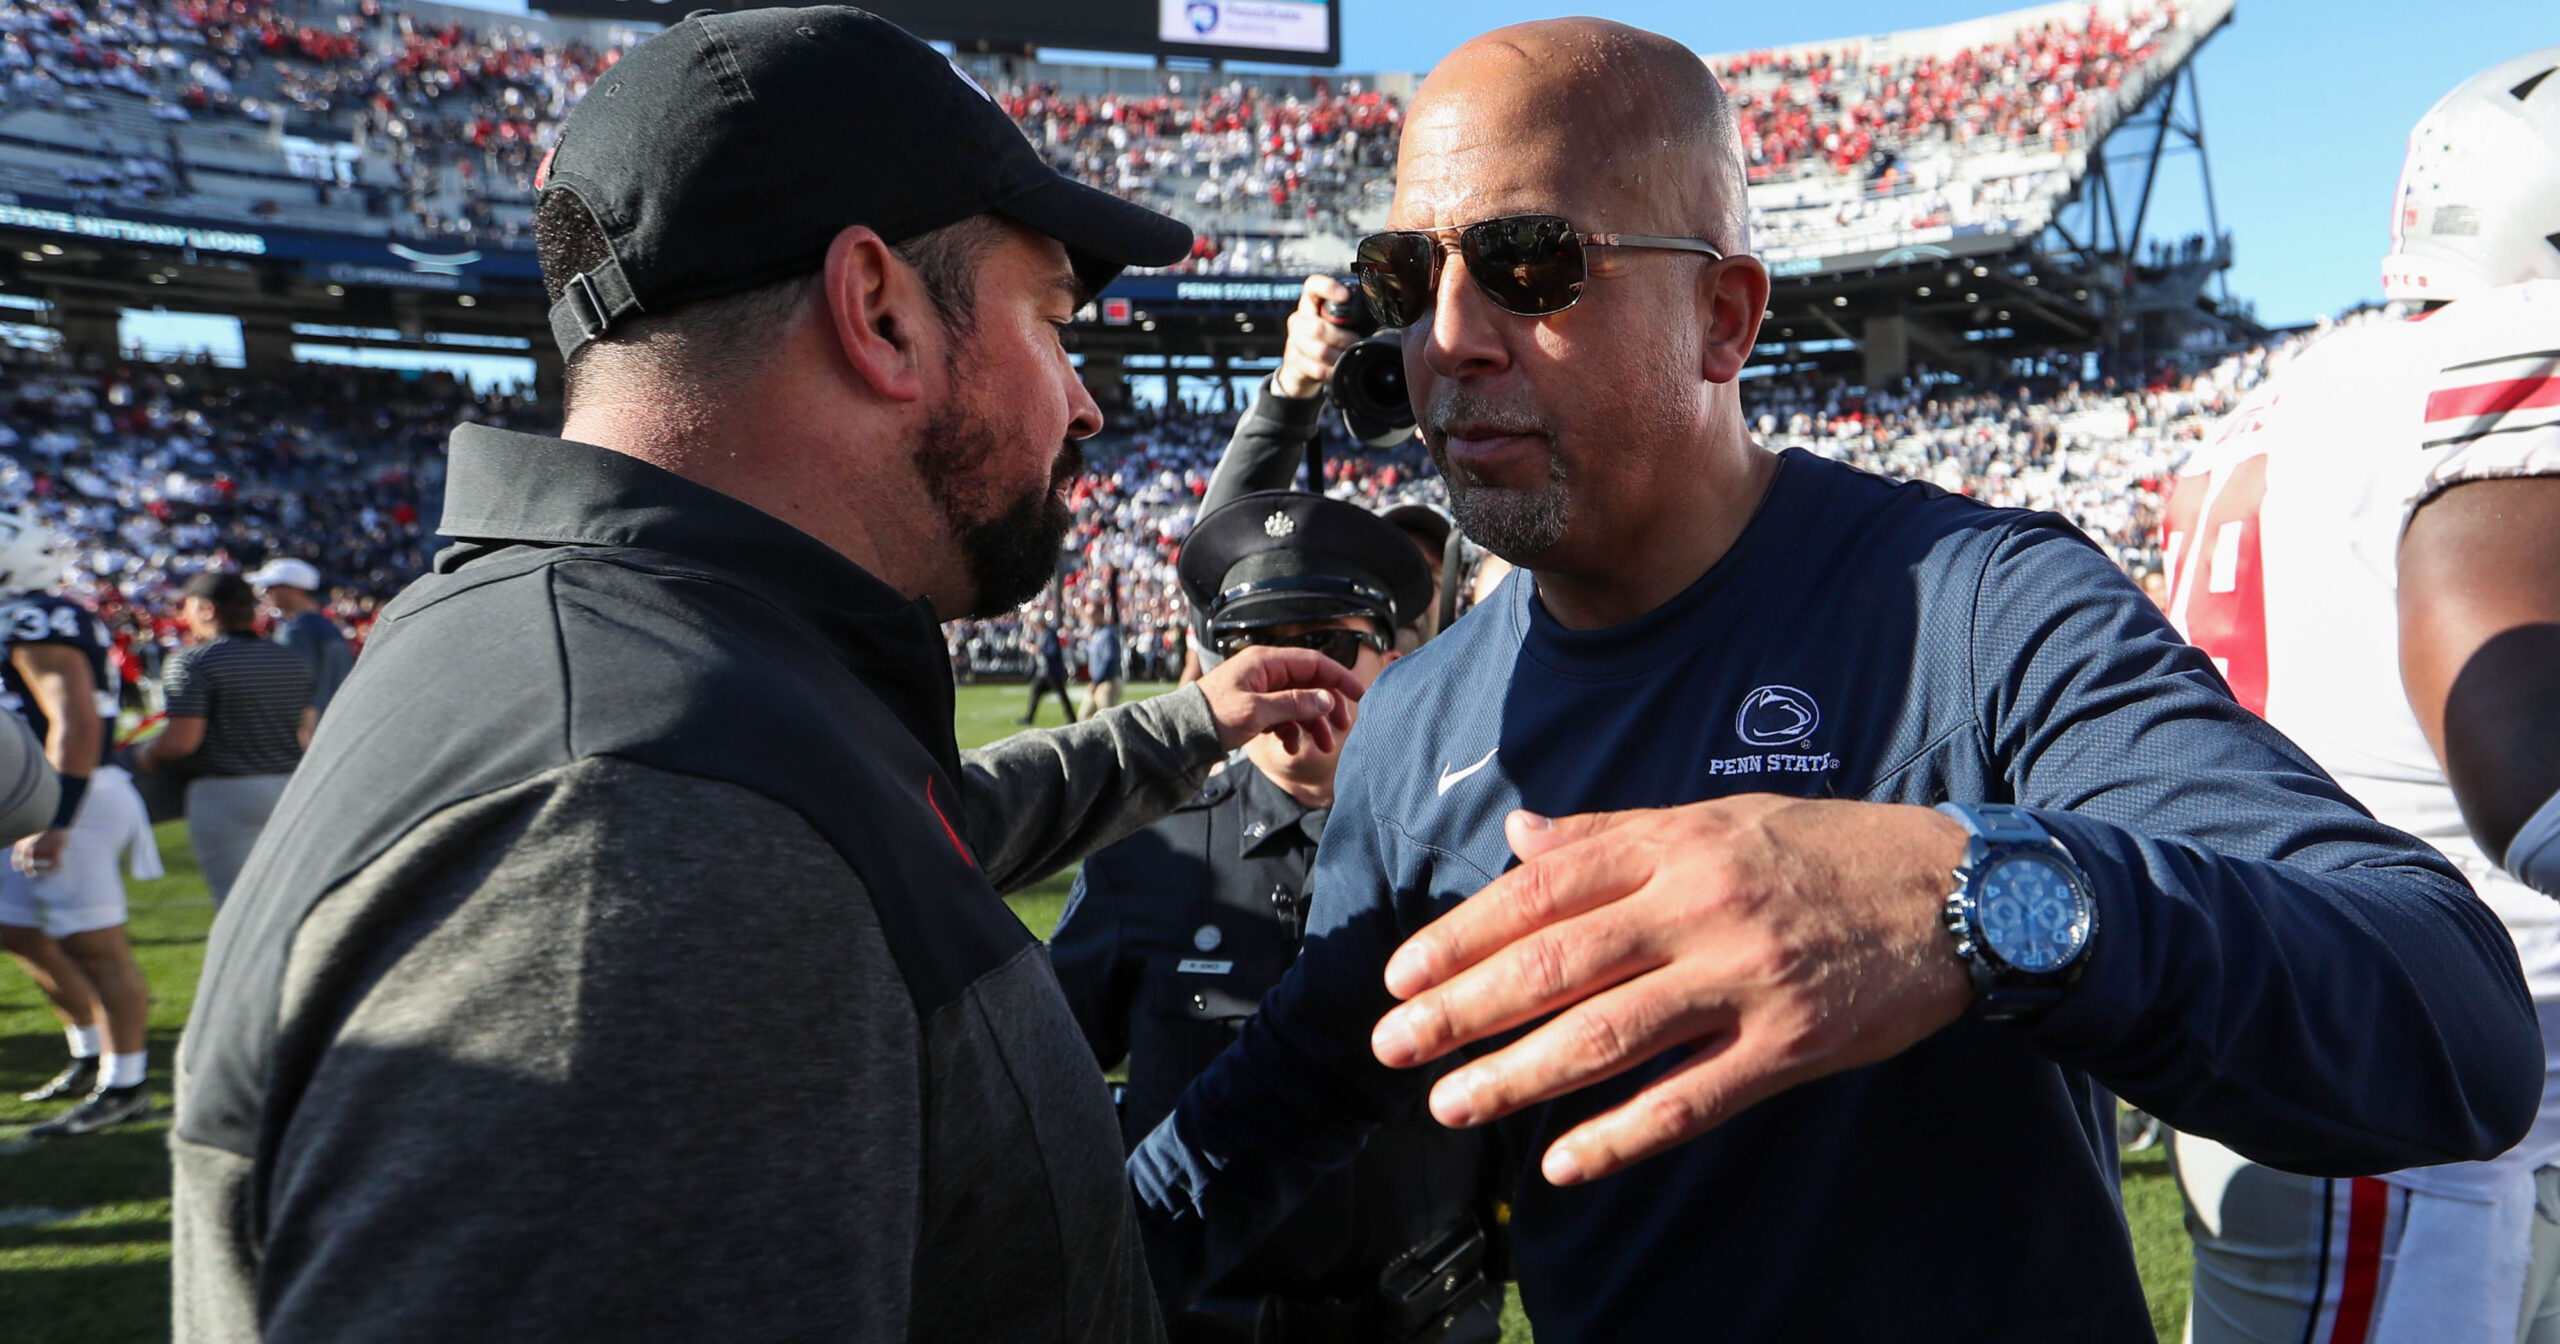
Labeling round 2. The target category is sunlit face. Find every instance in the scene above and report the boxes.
[912,225,1104,619]
[1974,854,2092,972]
[1390,94,1713,570]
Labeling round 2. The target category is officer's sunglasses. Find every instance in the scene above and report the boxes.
[1216,627,1390,670]
[1353,213,1728,329]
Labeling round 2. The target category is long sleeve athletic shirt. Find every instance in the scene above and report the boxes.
[1130,447,2544,1342]
[172,429,1229,1344]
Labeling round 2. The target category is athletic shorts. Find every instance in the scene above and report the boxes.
[0,767,149,938]
[2174,1129,2560,1344]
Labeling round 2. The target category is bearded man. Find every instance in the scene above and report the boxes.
[169,11,1361,1342]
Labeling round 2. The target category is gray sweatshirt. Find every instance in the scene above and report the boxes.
[173,428,1226,1343]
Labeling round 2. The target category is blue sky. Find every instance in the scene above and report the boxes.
[470,0,2554,327]
[1328,0,2556,328]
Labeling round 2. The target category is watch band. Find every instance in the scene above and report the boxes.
[1939,801,2047,845]
[1936,802,2092,1025]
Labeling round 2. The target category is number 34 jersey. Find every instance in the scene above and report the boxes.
[2163,279,2560,1002]
[0,592,118,771]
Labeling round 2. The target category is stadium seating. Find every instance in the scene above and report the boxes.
[0,0,2218,271]
[0,295,2362,692]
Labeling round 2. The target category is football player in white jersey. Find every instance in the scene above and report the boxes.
[2163,47,2560,1344]
[0,515,160,1137]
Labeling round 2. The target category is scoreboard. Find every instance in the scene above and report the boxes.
[534,0,1342,66]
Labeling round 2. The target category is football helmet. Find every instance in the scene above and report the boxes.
[2382,46,2560,303]
[0,513,63,595]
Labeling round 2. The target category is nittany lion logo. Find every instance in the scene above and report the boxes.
[1734,685,1821,747]
[1186,2,1219,36]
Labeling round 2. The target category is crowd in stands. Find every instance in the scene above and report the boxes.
[0,310,2353,699]
[957,321,2347,681]
[1714,5,2181,181]
[995,78,1402,274]
[0,0,613,244]
[0,0,2198,269]
[0,348,538,684]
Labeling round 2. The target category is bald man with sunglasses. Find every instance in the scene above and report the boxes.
[1128,20,2543,1343]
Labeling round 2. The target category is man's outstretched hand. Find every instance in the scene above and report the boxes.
[1368,795,1974,1186]
[1195,644,1365,754]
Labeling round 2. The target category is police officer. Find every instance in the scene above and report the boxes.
[1050,489,1504,1344]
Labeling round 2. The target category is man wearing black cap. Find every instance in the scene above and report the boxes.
[1050,490,1502,1343]
[169,10,1363,1342]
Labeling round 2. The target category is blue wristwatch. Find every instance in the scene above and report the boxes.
[1936,802,2097,1024]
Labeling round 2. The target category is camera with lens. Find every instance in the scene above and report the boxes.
[1320,293,1417,449]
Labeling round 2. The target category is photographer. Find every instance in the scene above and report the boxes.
[1200,277,1464,646]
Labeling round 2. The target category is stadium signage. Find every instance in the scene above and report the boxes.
[1160,0,1328,55]
[1171,280,1305,302]
[0,203,267,256]
[1757,224,2021,282]
[0,191,546,293]
[308,262,474,294]
[535,0,1342,66]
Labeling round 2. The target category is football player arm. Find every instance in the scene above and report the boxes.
[2397,476,2560,892]
[10,644,98,844]
[12,643,100,777]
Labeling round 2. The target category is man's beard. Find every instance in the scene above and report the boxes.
[915,389,1081,620]
[1424,391,1574,562]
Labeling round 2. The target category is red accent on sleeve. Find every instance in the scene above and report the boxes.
[926,775,976,868]
[2425,375,2560,423]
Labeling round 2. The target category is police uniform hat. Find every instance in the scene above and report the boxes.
[1377,502,1453,558]
[1179,491,1435,637]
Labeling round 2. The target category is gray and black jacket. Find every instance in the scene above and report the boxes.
[172,427,1231,1343]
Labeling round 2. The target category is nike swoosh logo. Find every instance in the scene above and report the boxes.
[1437,747,1500,796]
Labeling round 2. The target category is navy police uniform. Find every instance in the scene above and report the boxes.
[1050,491,1501,1344]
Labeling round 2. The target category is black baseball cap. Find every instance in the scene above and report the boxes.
[537,5,1194,359]
[1179,491,1435,637]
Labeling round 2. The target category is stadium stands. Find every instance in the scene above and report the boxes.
[0,0,2263,683]
[0,347,538,671]
[0,318,2323,685]
[0,0,619,246]
[0,0,2225,278]
[943,319,2334,680]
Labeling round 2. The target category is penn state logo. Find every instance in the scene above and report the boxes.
[1186,1,1219,36]
[1735,685,1821,747]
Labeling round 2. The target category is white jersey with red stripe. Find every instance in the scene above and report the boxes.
[2165,279,2560,1203]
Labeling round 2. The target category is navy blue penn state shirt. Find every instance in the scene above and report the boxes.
[1130,448,2541,1342]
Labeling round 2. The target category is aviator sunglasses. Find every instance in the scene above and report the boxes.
[1353,214,1728,329]
[1215,626,1391,670]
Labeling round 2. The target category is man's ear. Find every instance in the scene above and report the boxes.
[824,224,932,403]
[1699,254,1771,385]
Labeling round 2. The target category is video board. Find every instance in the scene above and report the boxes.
[534,0,1341,67]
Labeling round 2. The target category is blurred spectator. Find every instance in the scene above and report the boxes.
[247,556,352,715]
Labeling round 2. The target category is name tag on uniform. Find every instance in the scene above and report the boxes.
[1176,959,1233,975]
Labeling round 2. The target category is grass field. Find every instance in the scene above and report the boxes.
[0,681,2192,1339]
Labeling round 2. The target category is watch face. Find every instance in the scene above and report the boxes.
[1975,853,2091,973]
